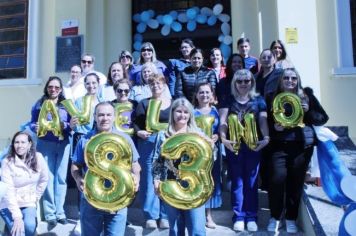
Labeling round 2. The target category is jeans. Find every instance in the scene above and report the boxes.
[165,203,206,236]
[80,196,127,236]
[137,135,167,220]
[226,143,261,223]
[37,138,70,221]
[0,207,37,236]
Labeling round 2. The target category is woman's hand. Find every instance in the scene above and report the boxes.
[274,123,284,131]
[137,130,152,139]
[154,179,161,196]
[70,117,79,129]
[132,174,140,192]
[302,102,309,112]
[253,136,270,152]
[212,134,219,143]
[11,218,24,236]
[221,137,236,152]
[74,176,84,192]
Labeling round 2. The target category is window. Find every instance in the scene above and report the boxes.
[0,0,28,79]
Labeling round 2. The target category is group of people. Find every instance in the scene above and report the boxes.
[0,37,329,236]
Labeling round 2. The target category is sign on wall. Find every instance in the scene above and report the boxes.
[55,35,83,72]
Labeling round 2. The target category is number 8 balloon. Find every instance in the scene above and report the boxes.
[159,133,214,209]
[84,132,135,212]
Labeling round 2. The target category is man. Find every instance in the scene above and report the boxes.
[71,102,140,236]
[80,53,107,85]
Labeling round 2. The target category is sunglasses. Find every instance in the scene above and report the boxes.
[48,85,60,90]
[120,55,132,59]
[116,89,130,94]
[81,59,93,64]
[141,48,153,52]
[236,80,251,85]
[283,76,298,81]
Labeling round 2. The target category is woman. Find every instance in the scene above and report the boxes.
[129,62,171,103]
[193,82,221,229]
[0,131,48,236]
[175,48,217,103]
[255,49,283,98]
[133,74,171,229]
[102,62,127,101]
[207,48,226,82]
[119,50,134,76]
[266,68,325,233]
[237,38,259,74]
[219,69,269,232]
[30,76,71,226]
[130,42,168,85]
[270,40,294,69]
[152,98,208,236]
[63,64,86,101]
[167,38,195,96]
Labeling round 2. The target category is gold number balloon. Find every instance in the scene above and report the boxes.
[114,102,134,135]
[159,133,214,210]
[61,95,93,125]
[37,99,63,139]
[84,132,135,212]
[146,99,168,132]
[228,113,258,154]
[273,92,304,128]
[195,115,215,138]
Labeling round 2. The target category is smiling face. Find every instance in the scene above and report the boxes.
[196,84,213,106]
[210,49,222,67]
[141,46,153,62]
[180,42,193,59]
[119,53,132,67]
[110,63,124,83]
[272,42,283,59]
[148,78,164,97]
[95,103,115,132]
[191,51,203,69]
[238,42,250,57]
[173,105,190,128]
[13,134,31,158]
[235,75,252,95]
[85,75,99,95]
[70,65,82,85]
[115,82,130,103]
[81,55,94,74]
[47,79,62,100]
[142,67,153,83]
[231,55,244,73]
[281,70,298,92]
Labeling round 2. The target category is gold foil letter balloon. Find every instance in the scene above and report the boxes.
[84,132,135,212]
[61,95,93,125]
[37,99,63,139]
[114,103,134,135]
[195,115,214,138]
[272,92,304,128]
[227,113,258,154]
[159,133,214,209]
[146,99,168,132]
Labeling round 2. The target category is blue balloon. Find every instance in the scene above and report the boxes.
[220,43,232,59]
[133,13,141,23]
[133,41,142,51]
[136,22,147,33]
[177,12,188,23]
[156,15,164,25]
[163,14,173,25]
[187,20,197,32]
[169,10,178,20]
[161,24,171,36]
[171,21,182,32]
[207,15,217,26]
[133,33,143,42]
[147,9,155,18]
[147,19,159,29]
[186,8,197,20]
[196,14,207,24]
[140,11,150,22]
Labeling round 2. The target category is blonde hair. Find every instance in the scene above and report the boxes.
[231,69,259,99]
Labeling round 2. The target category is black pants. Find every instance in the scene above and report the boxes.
[268,141,313,220]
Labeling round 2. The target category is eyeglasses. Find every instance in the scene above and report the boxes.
[236,80,251,85]
[120,55,132,59]
[48,85,60,90]
[116,89,130,94]
[283,76,298,81]
[81,59,93,64]
[141,48,153,52]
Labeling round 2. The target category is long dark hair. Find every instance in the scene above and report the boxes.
[225,53,245,79]
[270,39,287,60]
[7,131,38,172]
[206,48,225,68]
[40,76,66,104]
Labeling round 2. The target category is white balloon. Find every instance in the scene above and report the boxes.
[221,22,231,35]
[218,34,225,42]
[178,12,188,23]
[201,7,212,16]
[147,19,159,29]
[161,24,171,36]
[341,175,356,201]
[223,35,233,45]
[213,4,223,15]
[218,14,231,22]
[345,211,356,235]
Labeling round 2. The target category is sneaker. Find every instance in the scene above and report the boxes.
[145,219,157,229]
[286,220,298,233]
[267,217,280,232]
[57,218,68,225]
[233,221,245,231]
[246,221,258,232]
[159,219,169,229]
